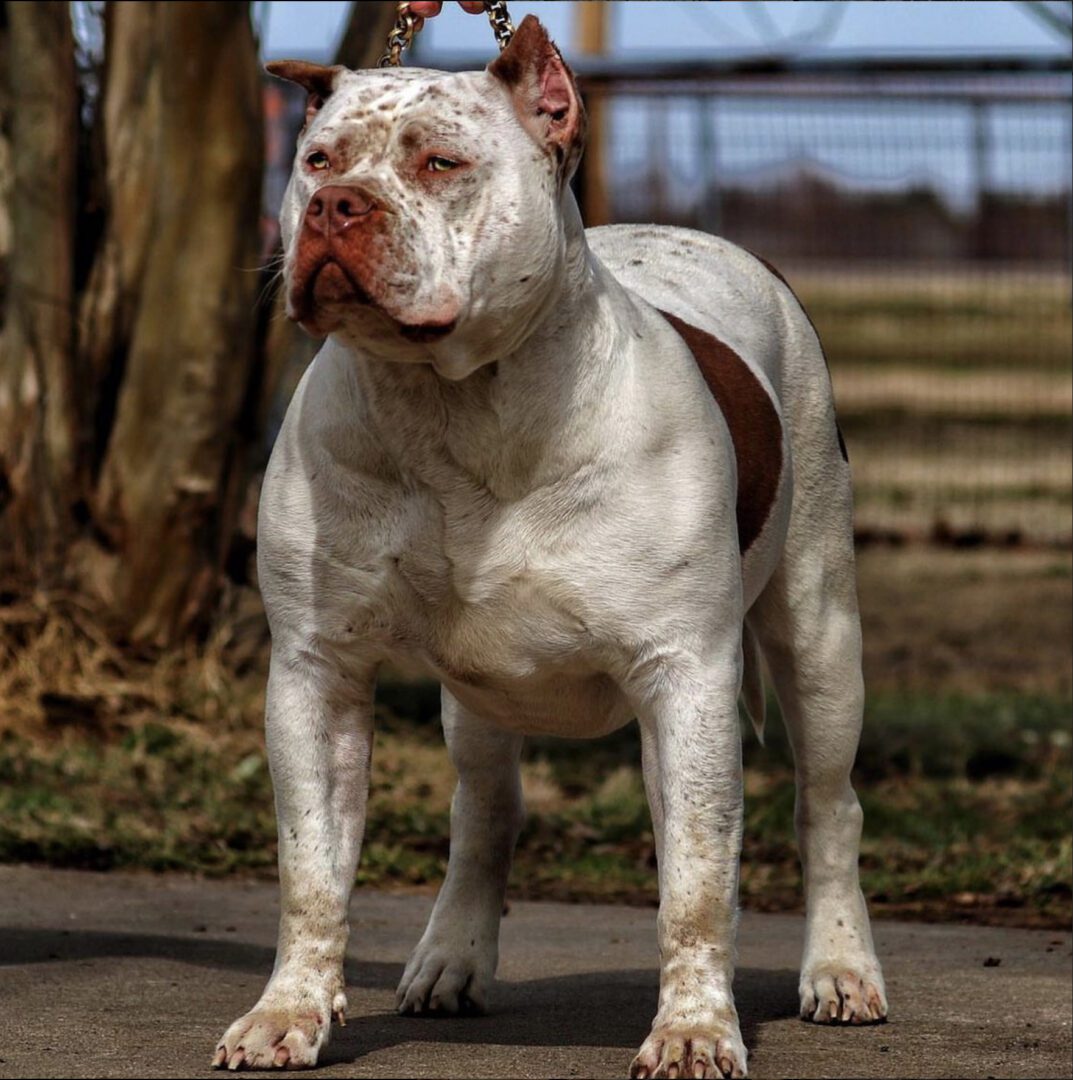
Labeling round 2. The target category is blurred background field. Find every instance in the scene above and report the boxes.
[1,2,1070,930]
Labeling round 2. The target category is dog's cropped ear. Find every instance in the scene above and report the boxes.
[488,15,586,180]
[265,60,346,128]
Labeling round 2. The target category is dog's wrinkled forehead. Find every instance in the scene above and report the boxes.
[270,16,586,189]
[302,68,495,158]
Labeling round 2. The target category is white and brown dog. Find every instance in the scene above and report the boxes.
[214,16,887,1077]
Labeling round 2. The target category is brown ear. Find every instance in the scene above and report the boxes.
[265,60,345,127]
[488,16,585,177]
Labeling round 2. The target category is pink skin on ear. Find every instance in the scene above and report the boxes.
[538,59,573,123]
[488,15,585,159]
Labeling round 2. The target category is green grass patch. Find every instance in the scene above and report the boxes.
[1,689,1069,926]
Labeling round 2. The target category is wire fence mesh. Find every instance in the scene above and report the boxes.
[580,61,1072,546]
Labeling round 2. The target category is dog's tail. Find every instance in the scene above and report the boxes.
[741,624,766,745]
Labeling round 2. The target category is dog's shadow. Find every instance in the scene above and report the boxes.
[328,963,797,1065]
[0,926,797,1062]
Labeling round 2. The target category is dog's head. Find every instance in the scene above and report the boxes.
[268,15,585,379]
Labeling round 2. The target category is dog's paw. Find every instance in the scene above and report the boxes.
[395,939,494,1016]
[629,1023,747,1079]
[800,965,887,1025]
[211,992,345,1070]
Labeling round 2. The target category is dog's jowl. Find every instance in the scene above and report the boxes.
[213,16,887,1078]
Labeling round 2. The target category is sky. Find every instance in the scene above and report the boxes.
[257,2,1071,214]
[260,1,1073,62]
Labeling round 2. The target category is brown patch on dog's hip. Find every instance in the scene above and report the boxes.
[659,310,783,554]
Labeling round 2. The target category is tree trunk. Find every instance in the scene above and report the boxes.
[0,4,11,314]
[77,2,163,474]
[335,0,398,69]
[89,2,263,645]
[0,2,79,578]
[2,2,389,646]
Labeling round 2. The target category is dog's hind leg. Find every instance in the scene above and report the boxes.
[396,690,524,1016]
[747,457,888,1026]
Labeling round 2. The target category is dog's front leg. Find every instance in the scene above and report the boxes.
[213,648,374,1070]
[628,641,748,1080]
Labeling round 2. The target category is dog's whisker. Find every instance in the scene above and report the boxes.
[255,269,286,311]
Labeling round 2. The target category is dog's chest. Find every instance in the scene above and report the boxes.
[323,480,630,735]
[397,558,626,735]
[393,495,585,662]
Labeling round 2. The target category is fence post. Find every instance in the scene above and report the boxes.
[575,2,611,226]
[699,93,723,234]
[971,98,990,260]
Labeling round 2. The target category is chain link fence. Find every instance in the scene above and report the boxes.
[575,59,1072,546]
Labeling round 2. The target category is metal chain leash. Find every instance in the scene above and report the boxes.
[378,1,514,68]
[485,1,515,51]
[378,4,419,68]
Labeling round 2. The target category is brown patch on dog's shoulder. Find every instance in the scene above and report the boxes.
[749,251,849,464]
[660,311,783,554]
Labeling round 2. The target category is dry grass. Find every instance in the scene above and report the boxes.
[833,366,1072,417]
[0,584,268,739]
[837,392,1071,545]
[793,266,1072,372]
[4,549,1067,730]
[791,266,1073,543]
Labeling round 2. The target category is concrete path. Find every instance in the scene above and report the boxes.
[0,866,1069,1079]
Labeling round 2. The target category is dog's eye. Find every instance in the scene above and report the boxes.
[306,150,331,171]
[425,155,460,173]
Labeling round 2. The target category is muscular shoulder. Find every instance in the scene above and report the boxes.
[256,346,406,613]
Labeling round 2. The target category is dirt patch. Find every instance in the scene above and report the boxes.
[857,547,1073,696]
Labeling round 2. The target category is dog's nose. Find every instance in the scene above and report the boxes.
[304,185,376,236]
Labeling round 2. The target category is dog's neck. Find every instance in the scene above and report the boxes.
[334,199,636,500]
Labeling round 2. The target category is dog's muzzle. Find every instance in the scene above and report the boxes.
[289,184,382,322]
